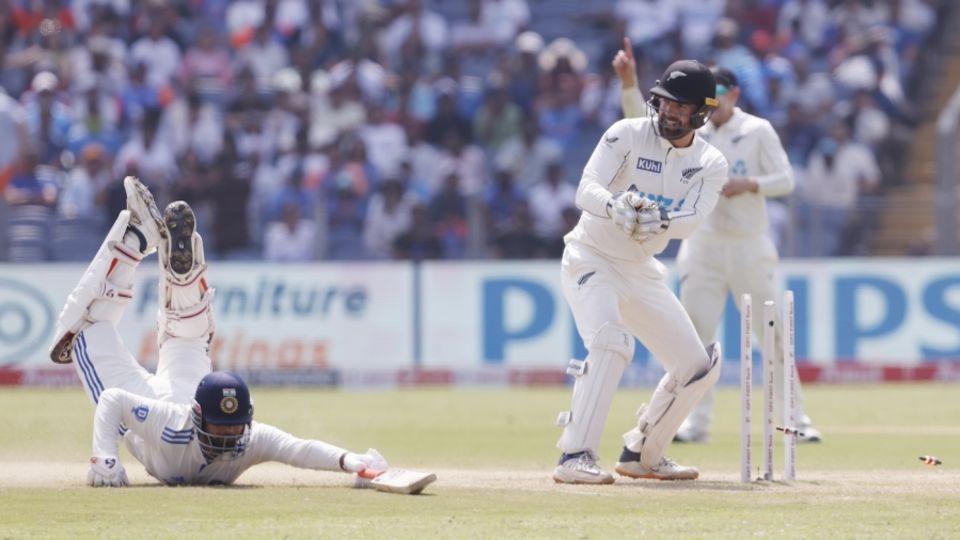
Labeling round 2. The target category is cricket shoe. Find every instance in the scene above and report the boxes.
[162,200,200,280]
[157,201,215,342]
[614,447,699,480]
[552,451,614,485]
[672,424,710,443]
[798,425,822,443]
[123,176,167,255]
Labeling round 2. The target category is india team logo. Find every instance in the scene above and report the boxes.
[132,405,150,422]
[221,388,238,414]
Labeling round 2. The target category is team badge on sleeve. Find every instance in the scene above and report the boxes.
[132,405,150,422]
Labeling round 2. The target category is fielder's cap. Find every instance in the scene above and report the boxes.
[711,66,739,89]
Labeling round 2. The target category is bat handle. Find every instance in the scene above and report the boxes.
[357,468,384,480]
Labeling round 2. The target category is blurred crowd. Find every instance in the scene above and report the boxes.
[0,0,949,262]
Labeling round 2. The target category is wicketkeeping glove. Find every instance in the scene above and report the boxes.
[632,207,670,240]
[608,191,643,236]
[87,456,129,487]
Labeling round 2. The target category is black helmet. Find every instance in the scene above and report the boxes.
[648,59,719,139]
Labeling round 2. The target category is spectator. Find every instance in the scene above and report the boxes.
[236,23,289,94]
[393,203,442,260]
[383,0,450,67]
[359,102,409,179]
[485,168,526,236]
[507,31,544,111]
[429,173,469,259]
[799,123,881,256]
[121,61,161,127]
[209,139,253,258]
[536,72,584,154]
[178,24,233,99]
[264,200,315,262]
[434,130,487,196]
[675,0,726,59]
[614,0,679,65]
[326,184,366,260]
[490,200,545,259]
[113,108,177,190]
[161,89,224,163]
[712,18,769,115]
[528,161,576,240]
[67,73,123,155]
[777,0,832,53]
[364,179,416,259]
[473,81,522,149]
[494,111,562,191]
[0,86,28,191]
[58,143,108,220]
[129,17,181,90]
[425,84,473,146]
[22,71,71,163]
[5,150,57,208]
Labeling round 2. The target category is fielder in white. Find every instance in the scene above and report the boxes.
[50,177,387,487]
[614,39,822,443]
[553,59,728,484]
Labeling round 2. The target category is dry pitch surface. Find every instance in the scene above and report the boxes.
[3,461,959,496]
[1,385,959,538]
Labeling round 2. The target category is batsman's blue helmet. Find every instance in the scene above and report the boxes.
[193,371,253,426]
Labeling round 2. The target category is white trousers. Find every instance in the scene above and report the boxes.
[677,231,808,432]
[558,242,711,456]
[73,321,211,407]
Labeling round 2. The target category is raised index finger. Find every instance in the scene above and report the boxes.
[622,37,634,60]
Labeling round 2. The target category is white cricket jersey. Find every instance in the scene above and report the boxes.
[698,108,794,235]
[622,90,793,236]
[92,388,347,486]
[566,117,728,263]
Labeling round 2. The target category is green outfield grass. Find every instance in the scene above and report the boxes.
[1,383,959,538]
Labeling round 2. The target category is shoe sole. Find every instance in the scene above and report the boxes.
[551,475,615,485]
[552,467,615,485]
[614,465,699,481]
[124,177,167,240]
[164,201,196,276]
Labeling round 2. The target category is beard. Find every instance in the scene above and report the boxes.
[657,114,693,140]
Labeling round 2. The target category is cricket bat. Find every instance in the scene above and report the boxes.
[358,468,437,495]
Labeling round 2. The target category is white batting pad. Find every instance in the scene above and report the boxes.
[50,211,141,363]
[557,322,634,457]
[623,342,722,467]
[158,235,215,342]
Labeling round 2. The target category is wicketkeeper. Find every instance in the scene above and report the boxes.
[614,39,822,443]
[553,58,728,484]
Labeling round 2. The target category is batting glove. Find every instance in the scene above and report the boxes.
[87,456,129,487]
[344,448,390,489]
[342,448,389,474]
